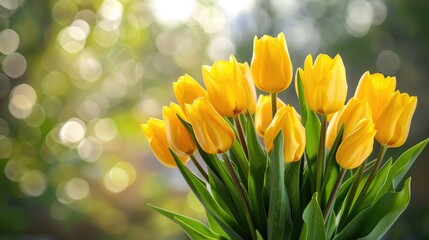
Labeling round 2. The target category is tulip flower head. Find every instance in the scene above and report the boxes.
[173,74,208,114]
[264,105,306,163]
[354,71,396,121]
[141,118,188,167]
[298,54,347,115]
[375,91,417,148]
[336,118,376,169]
[255,94,286,137]
[251,32,293,93]
[202,55,249,117]
[326,97,372,149]
[326,98,376,169]
[163,102,196,157]
[239,62,258,115]
[185,97,236,154]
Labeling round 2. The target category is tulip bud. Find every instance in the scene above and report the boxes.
[336,118,376,169]
[173,74,208,114]
[326,98,372,149]
[255,94,286,137]
[163,103,196,156]
[375,91,417,147]
[354,71,396,121]
[141,118,188,168]
[264,105,306,163]
[251,32,293,93]
[298,54,347,115]
[239,62,257,115]
[202,55,249,117]
[185,97,235,154]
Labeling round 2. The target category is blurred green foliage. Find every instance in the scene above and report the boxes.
[0,0,428,239]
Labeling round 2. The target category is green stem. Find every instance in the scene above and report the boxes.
[270,92,277,118]
[357,145,388,201]
[234,117,248,158]
[222,153,256,240]
[190,154,208,182]
[316,115,327,199]
[323,168,346,223]
[341,159,367,220]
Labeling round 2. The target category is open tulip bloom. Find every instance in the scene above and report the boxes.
[142,33,428,240]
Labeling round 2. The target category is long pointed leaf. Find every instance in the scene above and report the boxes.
[246,113,268,236]
[148,204,225,240]
[334,178,411,240]
[299,193,326,240]
[171,150,246,240]
[391,138,428,189]
[285,161,302,239]
[267,133,292,239]
[322,125,344,207]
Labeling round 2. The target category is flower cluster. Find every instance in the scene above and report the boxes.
[142,33,426,240]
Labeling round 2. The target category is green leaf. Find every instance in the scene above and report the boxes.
[334,171,354,212]
[229,140,249,186]
[246,113,268,236]
[391,138,428,189]
[171,150,247,240]
[326,211,337,240]
[148,204,226,240]
[175,217,221,240]
[334,178,411,240]
[285,161,302,239]
[341,159,393,228]
[177,114,251,231]
[267,133,292,240]
[296,70,320,191]
[300,193,326,240]
[206,209,228,238]
[256,230,265,240]
[304,110,321,163]
[321,125,344,208]
[296,71,308,125]
[208,169,241,220]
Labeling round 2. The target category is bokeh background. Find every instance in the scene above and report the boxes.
[0,0,428,239]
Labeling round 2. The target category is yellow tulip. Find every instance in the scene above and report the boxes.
[354,71,396,121]
[239,62,257,115]
[173,74,208,114]
[326,98,372,149]
[336,118,376,169]
[202,55,249,117]
[163,102,196,156]
[375,91,417,147]
[254,94,286,137]
[264,105,306,163]
[298,54,347,115]
[251,32,293,93]
[141,118,188,168]
[185,97,235,154]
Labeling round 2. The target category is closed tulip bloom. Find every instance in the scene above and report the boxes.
[141,118,188,168]
[264,105,306,163]
[298,54,347,115]
[336,118,376,169]
[375,91,417,147]
[185,97,235,154]
[255,94,286,137]
[202,55,249,117]
[163,103,196,156]
[354,71,396,121]
[326,98,372,149]
[251,32,293,93]
[173,74,208,114]
[239,62,257,114]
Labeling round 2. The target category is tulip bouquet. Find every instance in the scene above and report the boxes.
[141,33,428,240]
